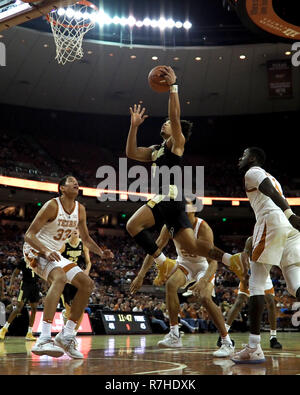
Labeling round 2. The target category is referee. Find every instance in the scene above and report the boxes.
[0,257,41,341]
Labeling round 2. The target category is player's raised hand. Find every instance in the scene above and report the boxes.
[129,104,148,127]
[162,66,177,86]
[101,249,114,259]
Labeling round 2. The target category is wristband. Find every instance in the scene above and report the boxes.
[284,208,294,219]
[169,84,178,93]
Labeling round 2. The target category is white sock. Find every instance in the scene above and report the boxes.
[154,253,166,267]
[249,333,261,348]
[41,321,52,338]
[170,325,179,337]
[270,330,277,339]
[4,322,10,330]
[225,323,231,332]
[222,253,232,266]
[64,320,77,336]
[27,326,32,334]
[222,334,232,345]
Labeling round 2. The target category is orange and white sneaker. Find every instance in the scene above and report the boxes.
[229,252,249,281]
[231,344,266,364]
[153,258,177,286]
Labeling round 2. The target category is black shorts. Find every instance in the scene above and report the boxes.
[61,283,78,306]
[17,282,40,304]
[147,194,192,237]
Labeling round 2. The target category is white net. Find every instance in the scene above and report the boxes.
[47,1,96,65]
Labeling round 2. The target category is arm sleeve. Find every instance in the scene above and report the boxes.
[245,167,268,190]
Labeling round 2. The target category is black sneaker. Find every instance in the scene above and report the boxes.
[270,337,282,349]
[217,336,235,348]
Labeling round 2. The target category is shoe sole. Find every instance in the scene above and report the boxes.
[54,338,83,359]
[25,338,37,341]
[231,358,266,364]
[32,348,64,358]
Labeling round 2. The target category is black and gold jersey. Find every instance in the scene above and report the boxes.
[61,238,86,269]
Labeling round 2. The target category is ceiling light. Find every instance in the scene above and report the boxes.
[183,21,192,30]
[152,56,158,60]
[195,56,202,61]
[173,57,180,61]
[175,21,183,28]
[130,55,136,59]
[143,18,151,27]
[240,54,246,59]
[285,51,291,55]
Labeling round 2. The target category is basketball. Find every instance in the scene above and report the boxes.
[148,65,170,93]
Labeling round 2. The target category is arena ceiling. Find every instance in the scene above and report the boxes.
[0,0,299,117]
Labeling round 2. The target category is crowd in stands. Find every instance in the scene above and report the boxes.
[1,127,300,197]
[0,220,297,334]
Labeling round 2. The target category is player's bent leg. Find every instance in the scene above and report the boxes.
[25,302,38,341]
[55,272,93,359]
[158,269,185,348]
[126,205,156,237]
[281,262,300,299]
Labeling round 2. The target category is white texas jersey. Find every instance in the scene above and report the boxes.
[245,166,284,220]
[24,197,79,256]
[174,217,208,268]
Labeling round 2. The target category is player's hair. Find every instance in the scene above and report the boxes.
[58,175,73,195]
[248,147,266,166]
[165,118,193,141]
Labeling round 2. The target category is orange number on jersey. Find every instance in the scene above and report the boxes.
[53,228,72,241]
[54,228,64,241]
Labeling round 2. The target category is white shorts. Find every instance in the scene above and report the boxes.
[238,275,274,297]
[23,245,82,283]
[176,259,215,296]
[252,210,300,267]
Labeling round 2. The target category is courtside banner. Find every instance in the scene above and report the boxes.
[32,311,93,334]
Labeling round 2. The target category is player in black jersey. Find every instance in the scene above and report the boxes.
[126,65,248,285]
[0,258,41,341]
[60,228,91,334]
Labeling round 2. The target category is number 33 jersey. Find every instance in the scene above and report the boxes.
[23,197,79,259]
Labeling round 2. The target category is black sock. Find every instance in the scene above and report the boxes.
[296,287,300,301]
[248,295,265,335]
[133,229,158,256]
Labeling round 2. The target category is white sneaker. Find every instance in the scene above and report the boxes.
[157,332,182,348]
[31,336,64,358]
[182,290,193,297]
[54,330,83,359]
[231,343,266,364]
[213,341,235,357]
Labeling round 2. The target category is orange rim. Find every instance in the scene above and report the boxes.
[46,0,98,29]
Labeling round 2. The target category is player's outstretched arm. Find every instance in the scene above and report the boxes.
[259,178,300,230]
[126,104,153,162]
[130,225,170,294]
[78,204,114,259]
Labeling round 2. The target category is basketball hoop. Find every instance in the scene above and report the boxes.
[47,0,98,65]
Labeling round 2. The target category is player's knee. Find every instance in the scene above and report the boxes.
[199,293,211,307]
[51,268,67,287]
[166,277,179,294]
[77,274,94,294]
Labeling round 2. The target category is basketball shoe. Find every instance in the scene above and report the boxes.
[153,258,177,286]
[213,339,235,357]
[0,327,7,340]
[32,336,64,357]
[25,332,37,341]
[231,343,266,364]
[55,329,83,359]
[229,252,249,281]
[157,332,182,348]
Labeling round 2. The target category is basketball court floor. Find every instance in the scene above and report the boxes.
[0,332,299,375]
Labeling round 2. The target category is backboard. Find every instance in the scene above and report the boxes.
[0,0,76,31]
